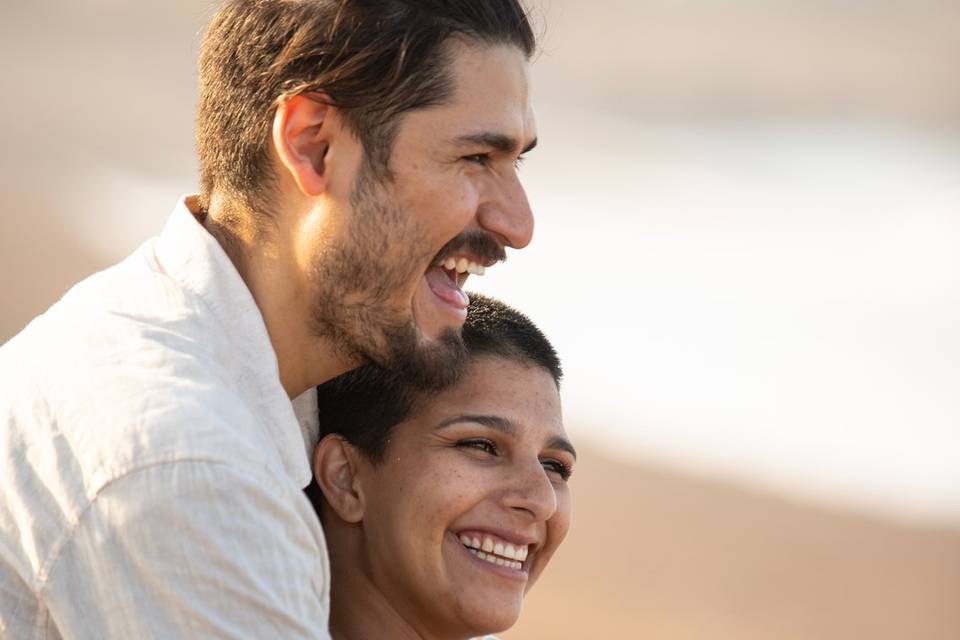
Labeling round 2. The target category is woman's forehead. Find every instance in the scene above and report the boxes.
[404,358,565,438]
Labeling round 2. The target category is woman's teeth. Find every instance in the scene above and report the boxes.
[441,256,485,276]
[458,533,528,570]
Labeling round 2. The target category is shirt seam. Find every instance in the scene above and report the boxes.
[32,456,279,596]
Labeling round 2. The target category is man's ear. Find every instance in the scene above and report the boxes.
[312,434,366,523]
[272,93,333,197]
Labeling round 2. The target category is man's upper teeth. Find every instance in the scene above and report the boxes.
[458,533,529,562]
[441,257,485,276]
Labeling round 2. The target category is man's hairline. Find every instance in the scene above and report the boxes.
[206,33,533,215]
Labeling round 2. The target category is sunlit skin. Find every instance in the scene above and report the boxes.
[313,356,575,640]
[199,40,537,398]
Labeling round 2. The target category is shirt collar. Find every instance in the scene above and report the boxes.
[153,195,316,487]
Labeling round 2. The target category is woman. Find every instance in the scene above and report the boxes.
[306,294,576,640]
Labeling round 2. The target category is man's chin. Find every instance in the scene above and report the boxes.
[386,327,468,392]
[313,299,468,391]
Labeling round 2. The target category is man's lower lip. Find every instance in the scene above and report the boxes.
[425,267,469,313]
[432,285,468,310]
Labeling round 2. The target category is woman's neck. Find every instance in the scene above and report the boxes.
[330,577,428,640]
[329,565,486,640]
[325,526,481,640]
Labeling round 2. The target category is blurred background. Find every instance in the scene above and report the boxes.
[2,1,958,637]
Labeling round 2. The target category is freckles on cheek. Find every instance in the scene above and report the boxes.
[427,468,472,510]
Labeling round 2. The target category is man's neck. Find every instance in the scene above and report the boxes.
[194,197,355,397]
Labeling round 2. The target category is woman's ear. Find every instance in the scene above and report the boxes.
[312,434,366,523]
[272,93,333,196]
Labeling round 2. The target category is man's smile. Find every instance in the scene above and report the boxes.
[418,228,506,333]
[422,258,476,321]
[439,255,488,277]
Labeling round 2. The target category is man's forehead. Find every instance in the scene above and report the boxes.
[397,41,536,152]
[443,42,533,114]
[445,37,530,80]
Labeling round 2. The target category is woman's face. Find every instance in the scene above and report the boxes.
[355,355,574,637]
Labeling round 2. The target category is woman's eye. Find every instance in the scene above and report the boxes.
[457,438,498,455]
[541,459,573,482]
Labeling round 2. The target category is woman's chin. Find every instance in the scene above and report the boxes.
[454,595,523,638]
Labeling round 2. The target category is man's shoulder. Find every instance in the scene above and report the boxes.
[54,238,214,345]
[3,237,233,391]
[0,278,275,588]
[1,335,269,482]
[5,239,213,360]
[0,239,271,486]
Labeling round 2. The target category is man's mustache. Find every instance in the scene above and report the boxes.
[434,230,507,267]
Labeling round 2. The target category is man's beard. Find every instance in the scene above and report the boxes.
[307,163,469,392]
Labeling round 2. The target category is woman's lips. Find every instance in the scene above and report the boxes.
[448,532,529,583]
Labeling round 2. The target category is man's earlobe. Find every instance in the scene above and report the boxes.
[312,434,365,523]
[272,93,332,197]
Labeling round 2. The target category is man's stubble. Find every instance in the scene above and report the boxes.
[308,162,469,391]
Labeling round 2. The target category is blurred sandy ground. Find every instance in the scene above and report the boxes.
[505,446,960,640]
[2,1,959,638]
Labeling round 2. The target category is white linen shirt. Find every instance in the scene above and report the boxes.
[0,197,331,639]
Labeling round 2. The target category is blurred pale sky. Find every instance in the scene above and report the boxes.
[1,0,958,525]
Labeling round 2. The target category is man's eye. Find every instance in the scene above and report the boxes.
[541,459,572,482]
[457,438,498,455]
[513,155,526,170]
[464,153,490,166]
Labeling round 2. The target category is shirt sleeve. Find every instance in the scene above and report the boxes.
[40,460,330,639]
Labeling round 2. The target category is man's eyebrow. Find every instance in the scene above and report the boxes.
[454,132,538,155]
[436,414,577,460]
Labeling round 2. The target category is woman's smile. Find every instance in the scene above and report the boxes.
[451,530,532,581]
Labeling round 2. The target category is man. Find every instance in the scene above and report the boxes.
[0,1,538,637]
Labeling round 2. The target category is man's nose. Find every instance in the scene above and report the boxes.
[503,457,558,523]
[477,172,534,251]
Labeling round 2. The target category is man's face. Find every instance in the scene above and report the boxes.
[308,40,537,389]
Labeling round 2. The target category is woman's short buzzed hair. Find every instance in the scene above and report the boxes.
[312,293,561,464]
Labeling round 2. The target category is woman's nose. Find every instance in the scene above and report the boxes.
[503,457,557,522]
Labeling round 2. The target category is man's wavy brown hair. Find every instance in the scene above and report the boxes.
[196,0,535,217]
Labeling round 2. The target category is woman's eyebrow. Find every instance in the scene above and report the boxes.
[547,436,578,461]
[436,414,515,434]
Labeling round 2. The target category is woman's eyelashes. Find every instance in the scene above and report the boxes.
[456,438,498,456]
[541,458,573,482]
[455,438,574,481]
